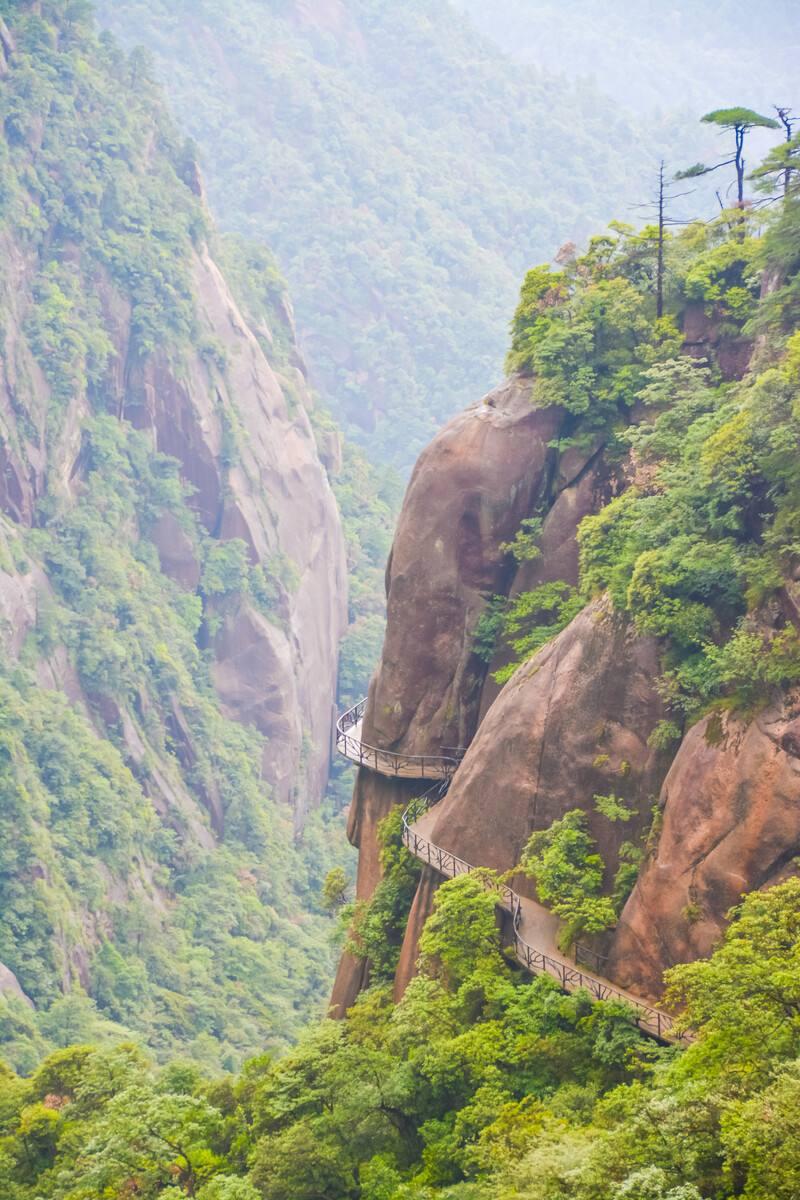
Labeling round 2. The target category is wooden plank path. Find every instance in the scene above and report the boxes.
[337,700,689,1044]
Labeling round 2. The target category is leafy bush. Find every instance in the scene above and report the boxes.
[520,811,617,948]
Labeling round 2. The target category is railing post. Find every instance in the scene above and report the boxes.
[336,698,681,1047]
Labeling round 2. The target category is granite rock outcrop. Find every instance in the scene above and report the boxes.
[607,701,800,999]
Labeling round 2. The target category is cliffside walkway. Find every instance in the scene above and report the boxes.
[337,700,688,1045]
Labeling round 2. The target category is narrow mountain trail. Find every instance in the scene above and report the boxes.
[338,700,689,1044]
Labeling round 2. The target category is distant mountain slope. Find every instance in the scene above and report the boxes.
[456,0,799,114]
[97,0,674,470]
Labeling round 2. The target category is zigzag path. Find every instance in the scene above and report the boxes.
[337,700,688,1045]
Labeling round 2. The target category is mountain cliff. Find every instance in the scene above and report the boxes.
[336,170,800,1011]
[0,1,347,1069]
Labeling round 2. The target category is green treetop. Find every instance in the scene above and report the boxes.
[678,106,780,206]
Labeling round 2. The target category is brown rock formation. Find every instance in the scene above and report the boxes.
[479,440,613,716]
[120,247,348,814]
[389,600,667,994]
[150,512,201,590]
[367,376,562,756]
[332,378,564,1011]
[336,277,767,1012]
[608,702,800,1001]
[428,600,665,880]
[393,865,439,1001]
[682,300,753,382]
[330,772,421,1016]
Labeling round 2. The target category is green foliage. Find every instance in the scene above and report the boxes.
[720,1067,800,1200]
[492,582,584,685]
[201,540,251,598]
[647,720,683,750]
[1,9,800,1200]
[321,868,350,913]
[665,877,800,1078]
[471,596,508,665]
[520,811,617,948]
[682,235,760,325]
[343,807,422,982]
[1,872,800,1199]
[593,793,634,823]
[418,873,506,989]
[25,264,113,421]
[701,107,780,132]
[0,3,356,1069]
[499,517,543,563]
[573,209,800,718]
[508,251,673,425]
[0,2,201,392]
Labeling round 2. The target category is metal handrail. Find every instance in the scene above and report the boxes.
[398,779,688,1045]
[336,698,461,779]
[336,702,688,1046]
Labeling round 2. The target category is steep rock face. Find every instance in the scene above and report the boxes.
[0,962,32,1007]
[367,376,562,755]
[393,597,671,993]
[330,772,422,1015]
[121,247,349,814]
[331,378,563,1010]
[336,274,772,1007]
[427,600,665,883]
[682,300,753,383]
[0,237,347,818]
[393,865,440,1001]
[390,600,667,987]
[0,520,41,656]
[608,701,800,1000]
[0,1,349,1058]
[479,440,612,716]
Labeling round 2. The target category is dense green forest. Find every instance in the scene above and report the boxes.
[97,0,676,471]
[3,871,800,1199]
[0,0,354,1073]
[95,0,796,474]
[480,170,800,709]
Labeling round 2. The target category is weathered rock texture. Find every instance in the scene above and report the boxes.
[330,772,422,1016]
[682,300,753,383]
[389,600,668,989]
[0,237,347,821]
[368,376,563,755]
[333,378,645,1010]
[428,600,665,883]
[328,376,633,1012]
[0,961,32,1007]
[332,377,566,1010]
[608,701,800,1000]
[393,865,440,1001]
[479,438,612,716]
[333,292,767,1012]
